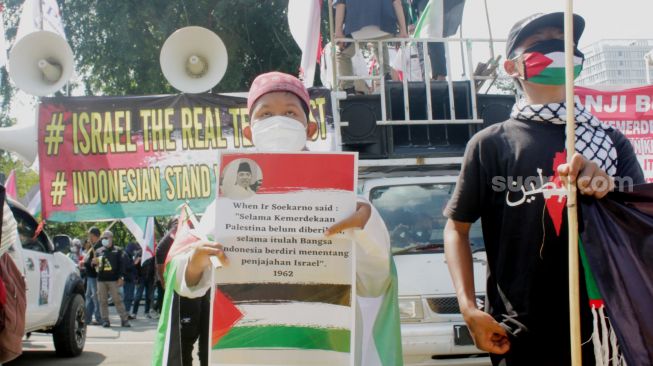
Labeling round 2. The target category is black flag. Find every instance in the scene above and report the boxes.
[581,183,653,366]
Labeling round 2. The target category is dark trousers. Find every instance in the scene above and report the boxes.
[154,280,164,313]
[123,280,135,312]
[132,278,153,315]
[180,292,211,366]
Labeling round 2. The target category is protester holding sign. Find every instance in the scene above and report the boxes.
[167,72,402,366]
[443,12,645,366]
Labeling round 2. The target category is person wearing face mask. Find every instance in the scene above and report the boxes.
[95,230,131,328]
[443,13,644,366]
[170,71,403,366]
[67,238,82,263]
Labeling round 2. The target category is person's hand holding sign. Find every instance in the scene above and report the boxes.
[325,202,372,236]
[185,242,228,287]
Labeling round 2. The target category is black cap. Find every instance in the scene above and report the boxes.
[506,12,585,58]
[238,162,252,173]
[88,226,101,237]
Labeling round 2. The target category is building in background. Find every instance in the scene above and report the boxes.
[577,39,653,87]
[646,50,653,84]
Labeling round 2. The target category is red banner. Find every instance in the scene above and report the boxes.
[576,85,653,183]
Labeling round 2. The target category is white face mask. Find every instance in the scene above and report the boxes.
[251,116,306,152]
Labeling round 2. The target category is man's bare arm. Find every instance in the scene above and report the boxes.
[444,218,510,354]
[392,0,409,37]
[335,3,346,40]
[444,219,477,314]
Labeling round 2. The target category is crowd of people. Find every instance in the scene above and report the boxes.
[66,226,164,328]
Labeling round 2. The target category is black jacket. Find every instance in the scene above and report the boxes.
[97,245,124,282]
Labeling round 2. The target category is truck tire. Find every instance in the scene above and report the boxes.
[53,294,86,357]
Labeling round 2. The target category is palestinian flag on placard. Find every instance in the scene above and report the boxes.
[211,283,351,353]
[523,51,583,85]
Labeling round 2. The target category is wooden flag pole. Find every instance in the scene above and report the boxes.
[564,1,582,365]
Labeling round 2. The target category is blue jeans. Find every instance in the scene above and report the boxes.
[85,277,102,323]
[132,279,153,315]
[123,281,136,313]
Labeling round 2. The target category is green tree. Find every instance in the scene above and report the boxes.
[0,1,304,99]
[62,0,301,95]
[0,153,39,199]
[0,1,320,237]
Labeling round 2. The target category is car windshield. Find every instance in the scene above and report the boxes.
[369,183,484,254]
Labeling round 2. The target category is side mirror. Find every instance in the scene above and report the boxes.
[53,235,72,253]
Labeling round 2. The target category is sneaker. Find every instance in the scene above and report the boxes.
[90,321,101,326]
[121,320,131,328]
[102,322,110,328]
[128,314,136,320]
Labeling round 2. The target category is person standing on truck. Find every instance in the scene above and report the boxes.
[443,12,645,366]
[334,0,409,94]
[95,230,131,328]
[83,227,103,325]
[171,71,403,366]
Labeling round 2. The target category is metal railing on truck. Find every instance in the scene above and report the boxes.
[330,36,516,163]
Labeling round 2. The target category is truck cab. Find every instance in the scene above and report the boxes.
[360,169,488,365]
[6,199,86,357]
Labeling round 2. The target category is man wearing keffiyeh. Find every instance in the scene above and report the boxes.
[442,12,644,366]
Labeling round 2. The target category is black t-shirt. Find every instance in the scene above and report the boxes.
[444,118,644,364]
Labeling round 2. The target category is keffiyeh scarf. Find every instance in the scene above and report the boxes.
[511,99,618,177]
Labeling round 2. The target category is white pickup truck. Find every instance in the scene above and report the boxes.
[6,199,86,357]
[360,166,491,366]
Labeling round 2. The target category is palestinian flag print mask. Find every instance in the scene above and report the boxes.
[515,39,584,85]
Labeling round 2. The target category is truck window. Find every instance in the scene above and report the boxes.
[10,207,50,253]
[369,183,484,254]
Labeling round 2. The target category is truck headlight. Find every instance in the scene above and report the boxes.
[399,297,424,321]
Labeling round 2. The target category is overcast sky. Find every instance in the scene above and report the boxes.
[461,0,653,48]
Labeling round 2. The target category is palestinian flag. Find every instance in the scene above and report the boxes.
[523,51,583,85]
[211,283,351,357]
[152,205,204,365]
[121,217,156,261]
[413,0,466,39]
